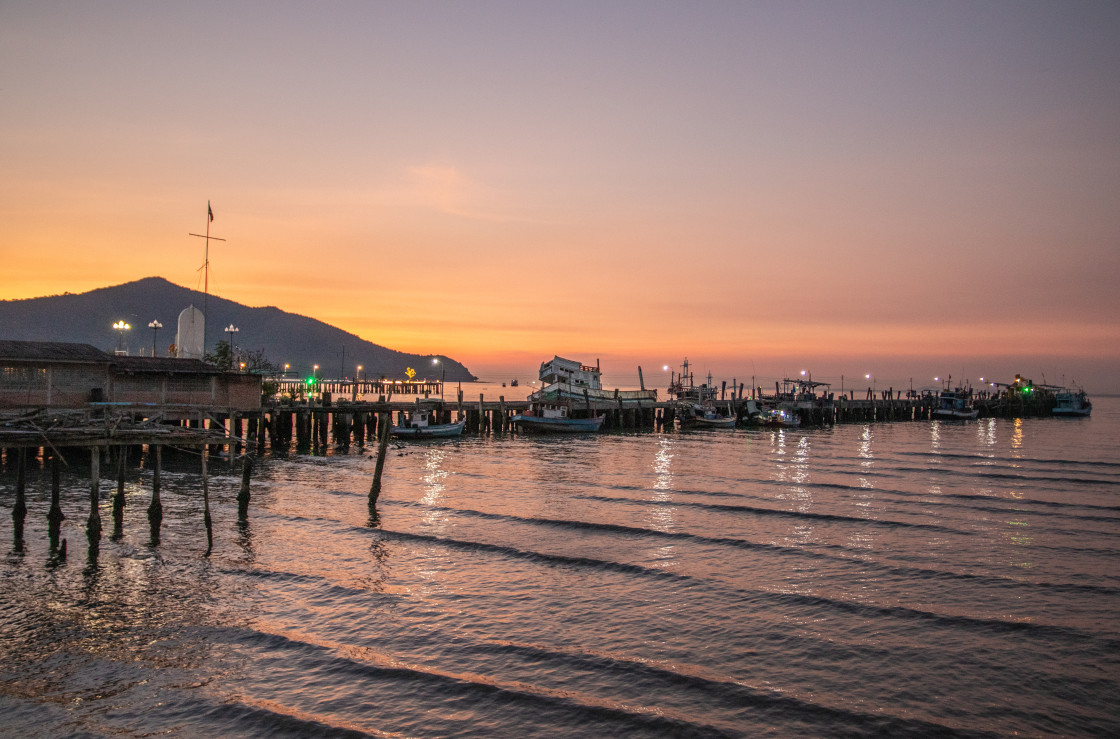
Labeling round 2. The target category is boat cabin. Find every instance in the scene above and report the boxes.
[539,356,601,390]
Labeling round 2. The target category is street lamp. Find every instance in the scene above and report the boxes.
[357,364,363,381]
[432,357,444,398]
[112,320,130,353]
[224,323,239,351]
[148,319,162,357]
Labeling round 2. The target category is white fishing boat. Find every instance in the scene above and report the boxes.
[530,356,657,404]
[512,404,605,433]
[392,411,465,438]
[1052,387,1092,417]
[933,386,979,420]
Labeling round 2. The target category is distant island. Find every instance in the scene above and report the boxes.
[0,277,476,382]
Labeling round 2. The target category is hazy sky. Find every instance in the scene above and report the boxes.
[3,1,1118,389]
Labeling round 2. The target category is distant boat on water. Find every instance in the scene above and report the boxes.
[933,384,979,420]
[1052,386,1092,417]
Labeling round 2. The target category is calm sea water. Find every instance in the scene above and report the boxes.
[2,399,1118,737]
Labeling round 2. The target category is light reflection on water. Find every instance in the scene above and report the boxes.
[1,403,1119,737]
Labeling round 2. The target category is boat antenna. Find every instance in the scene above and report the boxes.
[189,200,227,352]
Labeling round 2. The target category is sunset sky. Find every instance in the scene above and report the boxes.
[3,1,1118,391]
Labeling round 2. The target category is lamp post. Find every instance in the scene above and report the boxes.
[148,320,162,357]
[112,320,130,354]
[432,357,444,399]
[224,324,239,367]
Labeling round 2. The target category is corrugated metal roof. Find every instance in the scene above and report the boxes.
[110,356,223,375]
[0,340,111,363]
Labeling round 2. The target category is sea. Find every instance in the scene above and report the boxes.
[1,395,1118,737]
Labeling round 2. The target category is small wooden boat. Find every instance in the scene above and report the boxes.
[933,387,978,420]
[512,405,604,433]
[746,407,801,428]
[677,403,736,429]
[392,412,465,438]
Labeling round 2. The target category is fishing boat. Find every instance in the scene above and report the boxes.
[677,403,736,429]
[531,356,657,403]
[933,385,978,420]
[755,408,801,428]
[669,358,735,428]
[391,411,465,438]
[512,404,605,433]
[1052,387,1092,417]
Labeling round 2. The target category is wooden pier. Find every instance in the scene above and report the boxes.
[0,380,1075,561]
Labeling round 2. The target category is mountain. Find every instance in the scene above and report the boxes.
[0,277,476,382]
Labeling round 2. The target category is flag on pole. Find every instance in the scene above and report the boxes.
[208,202,214,222]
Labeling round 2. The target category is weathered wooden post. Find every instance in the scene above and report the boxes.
[238,454,253,520]
[148,445,163,545]
[112,446,126,540]
[638,366,646,391]
[47,454,65,552]
[499,396,507,433]
[370,412,391,504]
[256,411,267,454]
[201,447,213,555]
[87,447,102,554]
[12,448,27,548]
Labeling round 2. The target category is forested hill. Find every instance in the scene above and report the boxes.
[0,277,476,381]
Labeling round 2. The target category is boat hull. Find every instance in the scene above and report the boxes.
[391,420,466,438]
[1052,408,1091,417]
[933,410,979,420]
[680,416,736,429]
[512,415,604,433]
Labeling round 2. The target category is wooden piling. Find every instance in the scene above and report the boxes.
[238,455,253,520]
[148,445,162,545]
[112,446,126,540]
[12,449,26,548]
[87,447,102,553]
[201,448,213,556]
[370,412,391,504]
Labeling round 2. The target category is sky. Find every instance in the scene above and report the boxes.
[2,1,1119,392]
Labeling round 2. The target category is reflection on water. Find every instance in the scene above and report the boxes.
[651,436,674,492]
[2,403,1119,737]
[647,436,676,536]
[1010,417,1025,459]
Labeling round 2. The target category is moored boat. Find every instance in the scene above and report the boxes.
[512,405,605,433]
[933,384,979,420]
[1052,387,1092,417]
[392,411,465,438]
[676,402,736,429]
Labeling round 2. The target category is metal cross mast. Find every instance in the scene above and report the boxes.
[189,201,226,353]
